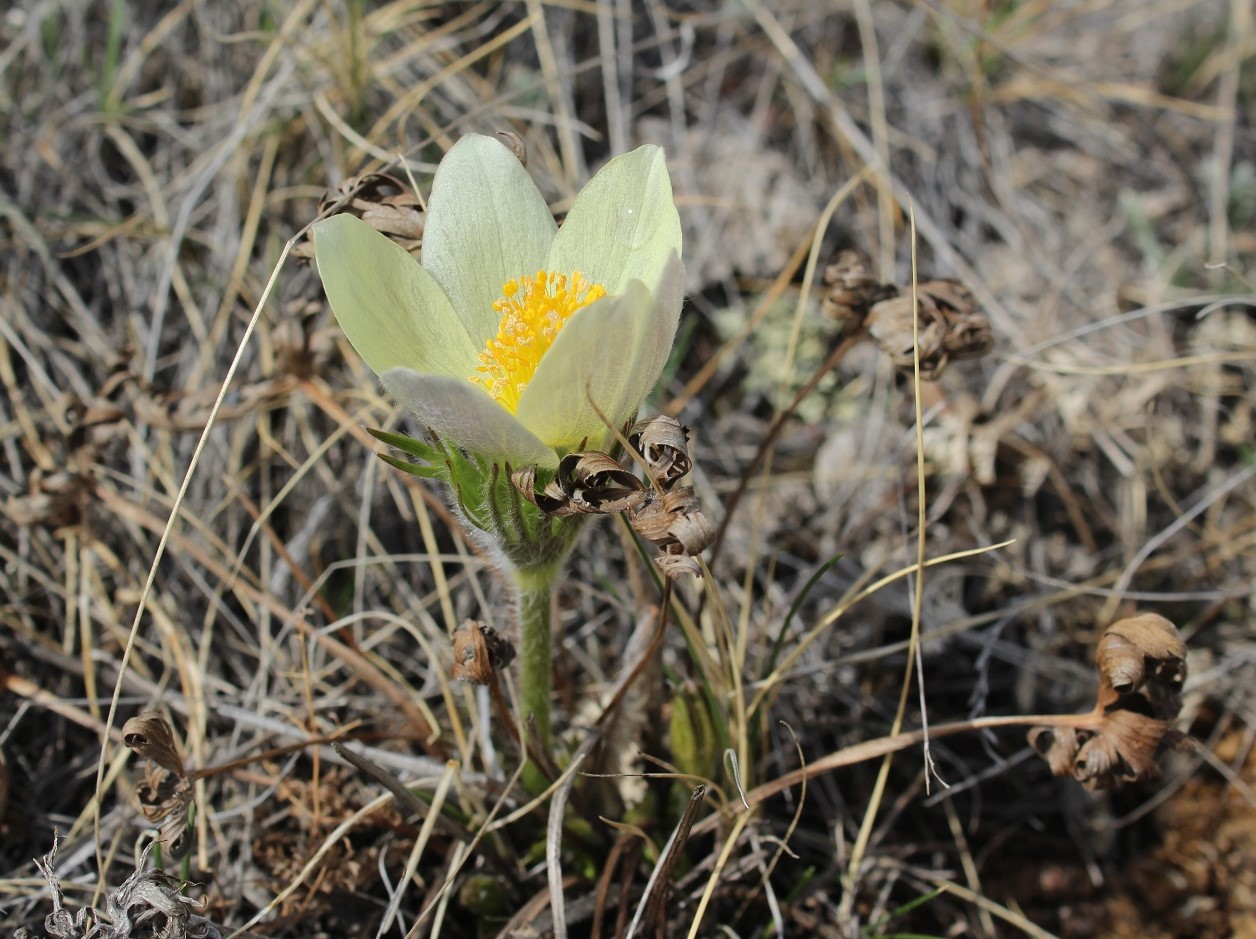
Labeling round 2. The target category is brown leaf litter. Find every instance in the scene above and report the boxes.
[1028,613,1188,791]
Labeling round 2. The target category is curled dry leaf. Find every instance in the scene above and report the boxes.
[452,620,516,685]
[512,451,647,516]
[1030,613,1188,792]
[1028,726,1082,778]
[820,249,896,326]
[629,486,715,578]
[1073,710,1168,791]
[866,292,951,380]
[558,451,647,513]
[510,463,573,516]
[629,415,692,487]
[1100,612,1186,691]
[124,712,195,860]
[848,267,991,379]
[496,130,527,166]
[123,712,186,776]
[293,172,425,261]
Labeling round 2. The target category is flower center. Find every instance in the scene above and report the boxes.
[471,271,607,413]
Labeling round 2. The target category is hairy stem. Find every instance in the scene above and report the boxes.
[515,562,562,748]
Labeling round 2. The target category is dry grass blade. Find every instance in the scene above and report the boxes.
[626,785,706,939]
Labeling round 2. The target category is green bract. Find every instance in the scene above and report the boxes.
[314,135,684,470]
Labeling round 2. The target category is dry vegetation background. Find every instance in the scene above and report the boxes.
[2,1,1255,937]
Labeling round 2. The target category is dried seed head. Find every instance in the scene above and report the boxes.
[629,415,693,487]
[452,621,516,685]
[123,712,185,776]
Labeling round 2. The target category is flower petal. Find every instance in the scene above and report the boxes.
[547,145,682,297]
[422,135,558,344]
[382,367,558,468]
[314,214,479,378]
[515,252,684,452]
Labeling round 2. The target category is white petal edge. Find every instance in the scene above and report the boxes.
[382,367,558,469]
[314,215,479,378]
[546,146,682,298]
[421,135,558,345]
[515,252,684,452]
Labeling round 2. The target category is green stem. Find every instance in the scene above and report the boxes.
[514,562,561,748]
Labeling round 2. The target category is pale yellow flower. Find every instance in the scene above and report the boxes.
[314,135,683,469]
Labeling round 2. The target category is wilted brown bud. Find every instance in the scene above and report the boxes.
[123,713,185,777]
[452,621,516,685]
[294,173,424,261]
[629,416,692,488]
[820,249,896,326]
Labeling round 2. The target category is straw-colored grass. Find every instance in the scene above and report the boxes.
[2,1,1254,936]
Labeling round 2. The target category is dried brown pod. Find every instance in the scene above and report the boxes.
[820,249,897,326]
[452,621,516,685]
[629,415,693,487]
[123,712,185,777]
[293,172,425,261]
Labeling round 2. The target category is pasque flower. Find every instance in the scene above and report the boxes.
[313,134,683,470]
[313,135,684,751]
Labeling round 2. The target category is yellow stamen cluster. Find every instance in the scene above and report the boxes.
[472,271,606,413]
